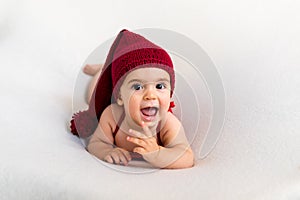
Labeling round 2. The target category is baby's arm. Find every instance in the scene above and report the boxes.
[87,106,131,165]
[127,113,194,169]
[149,124,194,169]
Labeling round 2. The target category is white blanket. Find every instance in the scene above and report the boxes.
[1,0,299,199]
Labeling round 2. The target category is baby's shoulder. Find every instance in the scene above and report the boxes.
[164,112,182,128]
[160,112,184,146]
[161,112,182,135]
[100,103,123,124]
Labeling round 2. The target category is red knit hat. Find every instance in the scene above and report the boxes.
[70,29,175,138]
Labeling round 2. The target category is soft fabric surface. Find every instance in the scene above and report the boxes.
[1,0,300,199]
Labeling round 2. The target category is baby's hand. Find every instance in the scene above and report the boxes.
[104,147,132,166]
[126,121,160,157]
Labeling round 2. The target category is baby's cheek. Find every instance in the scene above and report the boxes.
[128,97,141,121]
[160,96,171,110]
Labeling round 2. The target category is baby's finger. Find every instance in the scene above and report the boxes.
[110,152,121,164]
[104,155,114,164]
[120,149,132,162]
[119,153,129,166]
[127,136,146,147]
[133,147,146,155]
[118,150,132,165]
[141,121,152,137]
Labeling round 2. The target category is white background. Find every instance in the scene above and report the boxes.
[0,0,300,199]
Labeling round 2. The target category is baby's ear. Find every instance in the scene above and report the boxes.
[117,96,124,106]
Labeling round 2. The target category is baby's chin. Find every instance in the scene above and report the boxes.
[143,120,159,129]
[131,118,159,131]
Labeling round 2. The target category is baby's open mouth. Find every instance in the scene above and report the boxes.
[140,107,158,117]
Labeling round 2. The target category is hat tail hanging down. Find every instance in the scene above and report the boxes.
[70,30,126,138]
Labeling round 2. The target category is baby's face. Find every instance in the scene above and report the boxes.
[119,67,171,128]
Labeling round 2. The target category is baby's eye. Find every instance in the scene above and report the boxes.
[156,83,166,90]
[132,84,143,90]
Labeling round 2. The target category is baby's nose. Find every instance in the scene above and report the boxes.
[143,87,157,100]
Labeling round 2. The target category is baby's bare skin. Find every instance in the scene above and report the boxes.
[84,64,194,168]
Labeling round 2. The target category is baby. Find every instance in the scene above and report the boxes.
[71,29,194,169]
